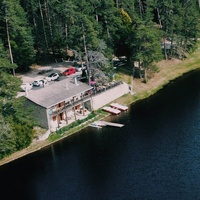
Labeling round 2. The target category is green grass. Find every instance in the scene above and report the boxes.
[114,43,200,106]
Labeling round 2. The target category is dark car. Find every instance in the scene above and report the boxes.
[33,79,48,87]
[75,64,86,72]
[62,67,76,76]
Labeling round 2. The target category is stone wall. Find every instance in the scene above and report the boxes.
[25,99,49,129]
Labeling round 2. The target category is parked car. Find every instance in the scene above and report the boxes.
[75,64,86,72]
[20,83,33,91]
[113,60,126,67]
[45,72,60,81]
[62,67,76,76]
[32,79,48,87]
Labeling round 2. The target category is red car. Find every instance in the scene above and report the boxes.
[62,67,76,76]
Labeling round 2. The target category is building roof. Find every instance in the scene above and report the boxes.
[27,77,92,108]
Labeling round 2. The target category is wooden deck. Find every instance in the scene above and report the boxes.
[102,106,121,115]
[110,103,128,111]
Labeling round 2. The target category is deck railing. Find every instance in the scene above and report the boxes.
[49,81,123,117]
[91,81,123,95]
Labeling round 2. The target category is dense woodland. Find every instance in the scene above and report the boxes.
[0,0,200,159]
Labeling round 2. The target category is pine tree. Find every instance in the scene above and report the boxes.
[0,40,35,158]
[133,23,162,82]
[176,0,200,57]
[0,114,16,159]
[0,0,35,71]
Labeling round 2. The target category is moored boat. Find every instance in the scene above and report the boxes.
[89,123,102,128]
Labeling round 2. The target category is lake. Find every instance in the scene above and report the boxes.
[1,70,200,200]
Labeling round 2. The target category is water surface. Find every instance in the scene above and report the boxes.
[1,70,200,200]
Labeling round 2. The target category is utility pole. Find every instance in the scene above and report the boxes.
[6,18,15,76]
[81,21,91,85]
[116,0,119,9]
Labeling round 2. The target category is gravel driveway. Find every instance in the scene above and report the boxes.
[17,61,77,83]
[16,61,81,97]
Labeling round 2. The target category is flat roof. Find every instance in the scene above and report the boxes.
[27,77,92,108]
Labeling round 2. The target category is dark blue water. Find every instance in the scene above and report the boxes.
[1,70,200,200]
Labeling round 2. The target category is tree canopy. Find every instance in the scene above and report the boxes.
[0,0,198,71]
[0,38,35,159]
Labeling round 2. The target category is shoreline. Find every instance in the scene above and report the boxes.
[1,50,200,167]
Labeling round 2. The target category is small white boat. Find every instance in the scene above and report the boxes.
[89,123,102,128]
[95,121,107,126]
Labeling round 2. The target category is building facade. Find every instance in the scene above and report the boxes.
[25,77,130,131]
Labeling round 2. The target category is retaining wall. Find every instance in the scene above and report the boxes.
[92,82,130,110]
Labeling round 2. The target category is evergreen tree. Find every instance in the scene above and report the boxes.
[156,0,200,59]
[0,114,16,159]
[96,0,119,41]
[0,40,35,158]
[176,0,200,56]
[0,0,35,71]
[133,22,162,82]
[53,0,78,52]
[15,0,200,64]
[113,8,131,59]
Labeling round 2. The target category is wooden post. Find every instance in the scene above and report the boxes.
[65,110,68,124]
[72,97,77,120]
[57,115,60,129]
[81,21,91,85]
[6,18,15,76]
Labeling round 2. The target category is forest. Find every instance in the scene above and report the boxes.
[0,0,200,159]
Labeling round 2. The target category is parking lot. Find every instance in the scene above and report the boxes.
[16,61,82,96]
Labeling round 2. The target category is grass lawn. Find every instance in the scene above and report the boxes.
[114,47,200,106]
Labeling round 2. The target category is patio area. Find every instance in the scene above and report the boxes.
[54,109,91,131]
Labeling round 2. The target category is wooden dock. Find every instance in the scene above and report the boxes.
[110,103,128,111]
[98,121,124,127]
[102,106,121,115]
